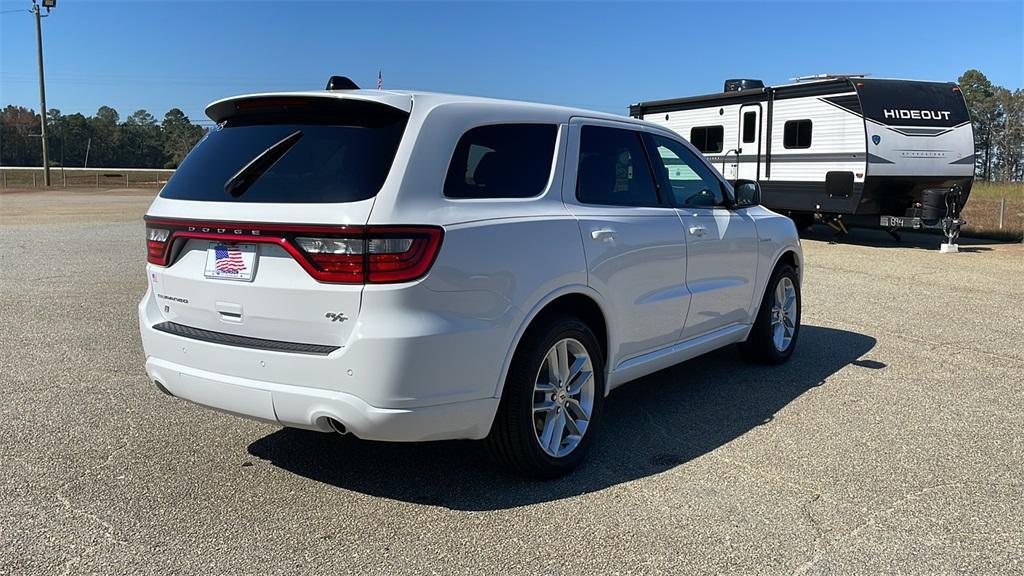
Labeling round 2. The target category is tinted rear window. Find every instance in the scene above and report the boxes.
[443,124,557,199]
[160,100,408,203]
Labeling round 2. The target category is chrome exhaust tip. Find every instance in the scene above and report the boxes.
[327,418,348,435]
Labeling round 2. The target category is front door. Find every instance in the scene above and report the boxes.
[565,120,691,362]
[736,104,763,181]
[644,133,758,340]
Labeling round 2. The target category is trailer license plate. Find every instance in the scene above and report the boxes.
[204,242,257,281]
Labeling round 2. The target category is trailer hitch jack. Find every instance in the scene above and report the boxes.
[939,185,966,253]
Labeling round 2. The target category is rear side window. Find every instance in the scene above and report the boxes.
[160,99,408,203]
[576,125,660,207]
[689,125,724,153]
[444,124,557,198]
[783,119,813,149]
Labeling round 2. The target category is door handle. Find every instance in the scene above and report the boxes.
[591,228,616,241]
[688,225,707,237]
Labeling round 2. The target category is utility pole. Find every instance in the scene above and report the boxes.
[31,0,56,187]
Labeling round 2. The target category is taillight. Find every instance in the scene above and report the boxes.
[294,237,365,283]
[142,218,443,284]
[146,226,170,265]
[294,227,443,284]
[367,228,442,283]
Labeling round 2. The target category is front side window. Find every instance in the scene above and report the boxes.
[783,119,813,149]
[647,135,727,207]
[689,125,724,153]
[444,124,557,198]
[576,126,660,207]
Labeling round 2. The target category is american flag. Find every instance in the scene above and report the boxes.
[214,244,246,273]
[377,70,382,90]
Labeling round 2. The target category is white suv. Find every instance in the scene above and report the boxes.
[139,81,802,477]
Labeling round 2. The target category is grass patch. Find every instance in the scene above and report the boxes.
[963,182,1024,241]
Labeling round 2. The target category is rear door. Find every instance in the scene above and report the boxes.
[563,119,691,362]
[144,96,411,348]
[643,133,758,340]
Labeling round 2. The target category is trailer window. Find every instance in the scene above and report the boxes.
[689,126,724,154]
[783,120,813,149]
[742,111,757,144]
[444,124,557,198]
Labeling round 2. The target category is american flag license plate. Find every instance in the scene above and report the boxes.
[204,242,257,281]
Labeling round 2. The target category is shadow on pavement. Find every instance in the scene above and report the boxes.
[248,325,875,511]
[801,224,1003,251]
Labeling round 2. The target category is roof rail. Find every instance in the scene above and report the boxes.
[791,73,868,83]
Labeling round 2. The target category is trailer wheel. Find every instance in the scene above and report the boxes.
[789,213,815,232]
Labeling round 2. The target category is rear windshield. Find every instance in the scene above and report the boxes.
[160,99,408,203]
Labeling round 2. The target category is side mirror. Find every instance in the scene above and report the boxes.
[733,179,761,208]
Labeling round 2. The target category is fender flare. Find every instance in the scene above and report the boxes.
[490,284,612,399]
[773,243,803,279]
[747,243,803,327]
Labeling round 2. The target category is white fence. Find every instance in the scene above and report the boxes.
[0,166,175,189]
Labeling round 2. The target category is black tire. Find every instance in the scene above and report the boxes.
[739,263,800,365]
[485,315,605,478]
[789,213,816,232]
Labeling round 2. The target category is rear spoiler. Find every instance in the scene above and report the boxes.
[205,92,413,123]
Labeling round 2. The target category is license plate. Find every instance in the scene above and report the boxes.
[880,215,913,228]
[204,242,257,281]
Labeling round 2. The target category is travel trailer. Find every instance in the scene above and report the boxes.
[630,75,974,235]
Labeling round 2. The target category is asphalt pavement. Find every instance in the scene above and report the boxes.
[1,189,1021,575]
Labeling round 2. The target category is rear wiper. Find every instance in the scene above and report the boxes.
[224,130,303,198]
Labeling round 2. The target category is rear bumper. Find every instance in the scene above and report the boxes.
[144,356,498,441]
[138,287,506,441]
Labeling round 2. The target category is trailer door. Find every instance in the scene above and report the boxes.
[736,104,762,181]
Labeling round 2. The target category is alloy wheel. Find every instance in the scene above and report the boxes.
[532,338,595,458]
[771,276,797,352]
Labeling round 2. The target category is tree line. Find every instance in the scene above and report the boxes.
[959,69,1022,182]
[1,69,1021,180]
[0,105,206,169]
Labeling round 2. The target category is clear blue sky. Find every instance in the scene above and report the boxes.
[2,1,1021,126]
